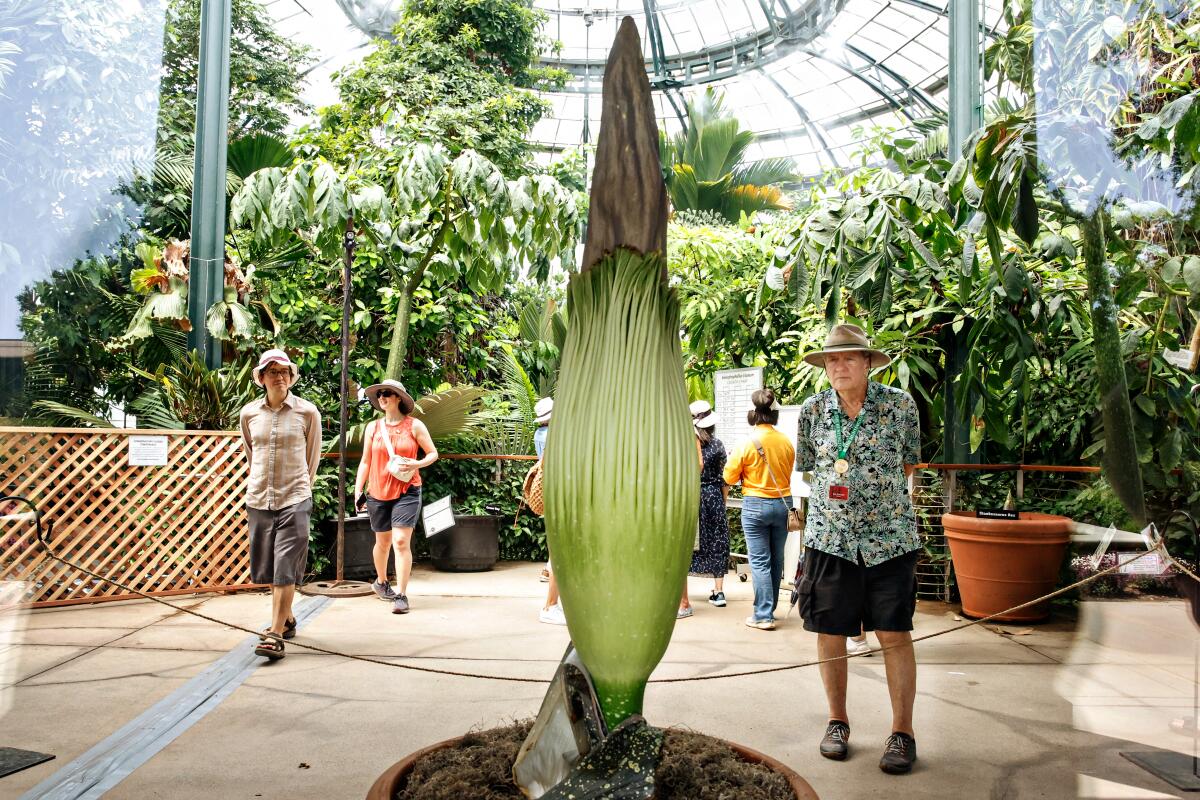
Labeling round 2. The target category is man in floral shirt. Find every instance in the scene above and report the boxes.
[795,323,922,775]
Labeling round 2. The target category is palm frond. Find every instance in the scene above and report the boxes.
[411,385,491,442]
[226,134,295,180]
[30,400,115,428]
[730,157,800,189]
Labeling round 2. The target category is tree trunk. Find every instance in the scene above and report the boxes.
[1081,210,1147,525]
[385,286,413,381]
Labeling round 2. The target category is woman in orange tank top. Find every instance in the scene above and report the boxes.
[354,380,438,614]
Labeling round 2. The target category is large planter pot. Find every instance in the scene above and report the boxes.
[942,511,1073,622]
[427,515,500,572]
[317,515,377,580]
[366,735,819,800]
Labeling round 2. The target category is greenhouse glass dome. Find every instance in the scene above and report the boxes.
[271,0,1009,176]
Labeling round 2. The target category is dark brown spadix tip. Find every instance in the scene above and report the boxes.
[580,16,669,276]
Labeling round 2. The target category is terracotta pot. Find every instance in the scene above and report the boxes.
[942,511,1073,622]
[367,734,819,800]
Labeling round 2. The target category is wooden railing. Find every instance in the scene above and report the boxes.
[0,427,254,607]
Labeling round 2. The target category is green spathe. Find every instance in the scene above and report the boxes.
[543,248,699,731]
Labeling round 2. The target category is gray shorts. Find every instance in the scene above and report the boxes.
[367,487,422,532]
[248,498,312,586]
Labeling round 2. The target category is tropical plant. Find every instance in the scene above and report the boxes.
[34,349,257,430]
[660,89,799,223]
[309,0,565,177]
[230,144,578,379]
[513,294,568,398]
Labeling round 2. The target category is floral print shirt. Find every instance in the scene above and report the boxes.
[794,381,921,566]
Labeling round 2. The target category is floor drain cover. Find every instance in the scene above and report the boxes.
[0,747,55,778]
[1120,750,1200,791]
[300,580,375,598]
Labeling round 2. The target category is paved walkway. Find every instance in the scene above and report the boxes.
[1,562,1196,799]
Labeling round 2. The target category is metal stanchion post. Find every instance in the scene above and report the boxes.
[303,217,373,598]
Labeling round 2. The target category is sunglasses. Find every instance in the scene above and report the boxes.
[377,391,396,399]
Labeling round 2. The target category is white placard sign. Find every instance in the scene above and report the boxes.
[127,436,168,466]
[713,366,807,498]
[713,367,763,456]
[1117,551,1166,575]
[421,494,456,537]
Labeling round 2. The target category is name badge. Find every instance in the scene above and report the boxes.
[828,485,849,501]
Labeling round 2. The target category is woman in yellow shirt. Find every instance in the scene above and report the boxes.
[724,388,796,630]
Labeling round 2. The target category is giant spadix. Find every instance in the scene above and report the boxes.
[541,17,699,731]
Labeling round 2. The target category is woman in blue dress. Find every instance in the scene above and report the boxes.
[678,401,731,618]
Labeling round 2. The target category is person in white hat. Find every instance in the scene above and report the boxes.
[676,400,730,620]
[354,379,438,614]
[795,323,921,774]
[532,397,566,625]
[240,349,323,659]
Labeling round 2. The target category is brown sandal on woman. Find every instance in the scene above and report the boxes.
[282,617,297,640]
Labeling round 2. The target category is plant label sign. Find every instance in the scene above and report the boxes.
[713,367,763,456]
[976,509,1019,520]
[1117,552,1166,575]
[422,495,455,538]
[127,436,168,466]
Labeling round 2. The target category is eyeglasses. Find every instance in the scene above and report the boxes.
[263,368,291,378]
[377,391,396,399]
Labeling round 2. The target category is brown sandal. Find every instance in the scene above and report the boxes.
[282,618,297,640]
[255,633,285,659]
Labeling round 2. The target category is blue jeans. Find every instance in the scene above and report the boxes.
[742,495,792,621]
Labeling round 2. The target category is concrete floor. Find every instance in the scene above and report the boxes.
[1,562,1197,799]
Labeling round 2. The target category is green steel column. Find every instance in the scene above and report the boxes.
[948,0,983,160]
[187,0,232,369]
[946,0,984,463]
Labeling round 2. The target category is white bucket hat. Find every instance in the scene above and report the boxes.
[802,323,892,369]
[689,399,717,429]
[364,379,416,414]
[535,397,554,424]
[252,349,299,387]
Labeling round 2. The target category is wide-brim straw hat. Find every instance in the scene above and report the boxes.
[802,323,892,369]
[252,349,299,387]
[534,397,554,424]
[365,379,416,414]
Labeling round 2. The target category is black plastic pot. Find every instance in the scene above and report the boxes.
[427,515,501,572]
[317,514,377,580]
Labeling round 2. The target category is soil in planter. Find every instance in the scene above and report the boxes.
[396,721,794,800]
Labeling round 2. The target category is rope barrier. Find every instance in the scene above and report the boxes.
[18,503,1199,686]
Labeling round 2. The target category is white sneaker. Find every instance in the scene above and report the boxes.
[847,636,872,656]
[539,604,567,625]
[744,616,776,631]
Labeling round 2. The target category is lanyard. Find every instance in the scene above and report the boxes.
[833,405,866,460]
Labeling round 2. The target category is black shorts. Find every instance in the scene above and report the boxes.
[367,487,422,532]
[798,547,919,636]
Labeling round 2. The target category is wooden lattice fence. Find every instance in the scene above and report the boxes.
[0,427,256,607]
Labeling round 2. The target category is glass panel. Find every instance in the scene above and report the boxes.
[1,1,170,344]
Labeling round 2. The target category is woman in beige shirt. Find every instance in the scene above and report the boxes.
[239,349,323,659]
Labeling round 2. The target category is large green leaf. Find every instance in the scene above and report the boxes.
[226,133,294,180]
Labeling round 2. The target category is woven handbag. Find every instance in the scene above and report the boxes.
[522,459,545,516]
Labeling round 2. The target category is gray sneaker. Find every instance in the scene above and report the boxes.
[820,720,850,760]
[392,594,410,614]
[371,580,395,601]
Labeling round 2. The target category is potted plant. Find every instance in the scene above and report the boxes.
[369,18,820,799]
[942,510,1073,622]
[426,511,501,572]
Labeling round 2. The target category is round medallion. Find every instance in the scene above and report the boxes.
[833,458,850,475]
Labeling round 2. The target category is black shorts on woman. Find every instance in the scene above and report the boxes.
[367,486,422,532]
[798,546,919,637]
